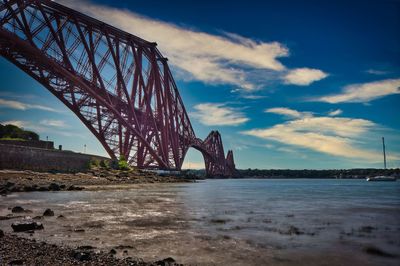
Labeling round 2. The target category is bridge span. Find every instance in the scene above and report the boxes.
[0,0,237,176]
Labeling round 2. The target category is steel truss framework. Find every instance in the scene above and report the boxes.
[0,0,236,176]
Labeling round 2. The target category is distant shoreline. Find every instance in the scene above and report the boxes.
[187,168,400,179]
[207,176,396,180]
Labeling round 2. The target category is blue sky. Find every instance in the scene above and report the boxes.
[0,0,399,169]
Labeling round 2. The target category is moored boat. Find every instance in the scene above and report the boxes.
[366,175,396,182]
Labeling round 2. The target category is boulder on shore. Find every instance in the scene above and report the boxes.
[109,249,117,255]
[11,221,44,232]
[43,209,54,216]
[11,206,24,213]
[155,257,177,266]
[48,183,61,191]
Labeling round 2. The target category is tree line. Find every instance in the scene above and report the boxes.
[186,168,400,178]
[237,168,400,179]
[0,124,39,141]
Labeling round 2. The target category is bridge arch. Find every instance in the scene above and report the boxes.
[188,131,237,177]
[0,0,236,176]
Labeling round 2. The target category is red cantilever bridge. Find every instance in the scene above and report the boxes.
[0,0,237,176]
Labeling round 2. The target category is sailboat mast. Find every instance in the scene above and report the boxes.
[382,137,387,169]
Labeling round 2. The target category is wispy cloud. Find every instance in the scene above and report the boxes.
[40,119,68,128]
[58,0,326,90]
[277,146,300,154]
[0,91,39,100]
[276,146,308,159]
[241,94,267,100]
[1,119,82,138]
[283,68,328,86]
[265,107,313,119]
[0,98,61,112]
[265,144,275,149]
[233,143,249,151]
[242,108,387,161]
[365,69,390,76]
[0,99,31,110]
[315,78,400,103]
[328,109,343,116]
[191,103,249,126]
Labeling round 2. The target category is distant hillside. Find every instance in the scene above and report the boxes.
[0,124,39,141]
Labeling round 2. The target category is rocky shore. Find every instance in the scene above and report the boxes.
[0,232,180,265]
[0,168,191,265]
[0,169,194,195]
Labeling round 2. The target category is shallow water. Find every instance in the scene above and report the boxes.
[1,179,400,265]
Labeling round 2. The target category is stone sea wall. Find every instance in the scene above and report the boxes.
[0,139,54,149]
[0,143,110,172]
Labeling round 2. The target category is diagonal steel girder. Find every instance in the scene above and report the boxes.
[0,0,237,176]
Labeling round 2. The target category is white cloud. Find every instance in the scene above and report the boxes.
[57,0,289,90]
[283,68,328,86]
[57,0,327,90]
[265,107,312,119]
[40,119,68,128]
[316,78,400,103]
[328,109,342,116]
[241,110,384,161]
[191,103,249,126]
[0,99,26,110]
[0,98,60,112]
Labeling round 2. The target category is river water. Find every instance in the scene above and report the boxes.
[1,179,399,265]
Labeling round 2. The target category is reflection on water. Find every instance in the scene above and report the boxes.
[1,179,399,265]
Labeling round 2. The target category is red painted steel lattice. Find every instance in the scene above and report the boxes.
[0,0,237,176]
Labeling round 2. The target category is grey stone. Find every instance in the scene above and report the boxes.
[43,209,54,216]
